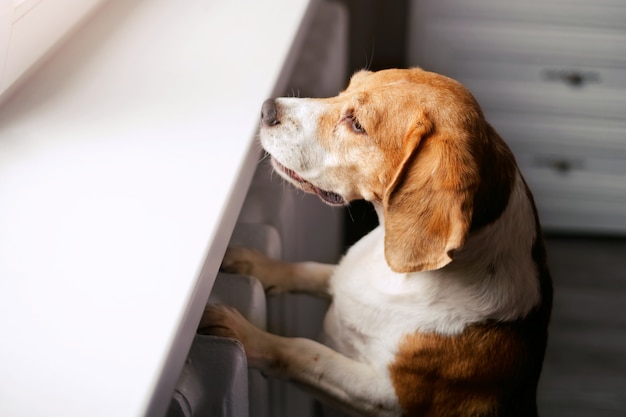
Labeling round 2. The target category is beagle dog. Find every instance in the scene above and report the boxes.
[201,68,553,417]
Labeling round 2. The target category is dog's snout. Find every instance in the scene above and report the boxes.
[261,98,280,126]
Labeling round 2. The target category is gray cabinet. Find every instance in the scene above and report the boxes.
[408,0,626,233]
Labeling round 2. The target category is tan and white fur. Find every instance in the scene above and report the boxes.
[201,68,553,417]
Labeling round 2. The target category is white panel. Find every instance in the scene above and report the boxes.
[0,0,107,97]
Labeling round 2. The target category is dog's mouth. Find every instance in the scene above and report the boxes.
[271,158,346,206]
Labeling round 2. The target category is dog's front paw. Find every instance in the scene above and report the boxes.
[220,247,289,295]
[199,304,275,370]
[221,247,265,275]
[199,304,247,340]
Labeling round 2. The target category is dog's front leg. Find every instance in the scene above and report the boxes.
[200,305,402,417]
[221,247,335,299]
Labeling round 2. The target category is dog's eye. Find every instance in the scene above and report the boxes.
[346,112,366,134]
[352,118,366,134]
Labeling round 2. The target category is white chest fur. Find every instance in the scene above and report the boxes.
[322,173,541,369]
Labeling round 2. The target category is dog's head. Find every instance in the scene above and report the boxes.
[259,68,516,273]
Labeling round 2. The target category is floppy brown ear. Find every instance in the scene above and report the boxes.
[382,124,478,273]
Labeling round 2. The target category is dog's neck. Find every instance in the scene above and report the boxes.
[373,202,385,227]
[355,174,542,328]
[373,171,539,278]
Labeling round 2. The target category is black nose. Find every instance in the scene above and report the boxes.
[261,98,279,126]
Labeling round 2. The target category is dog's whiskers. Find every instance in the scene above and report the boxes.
[287,88,301,98]
[362,44,376,71]
[258,151,271,164]
[346,206,355,223]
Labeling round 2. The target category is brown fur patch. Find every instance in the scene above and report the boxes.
[470,124,517,231]
[389,317,549,417]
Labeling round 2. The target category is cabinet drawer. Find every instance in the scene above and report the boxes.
[413,0,626,29]
[417,20,626,67]
[523,167,626,232]
[492,113,626,177]
[493,114,626,232]
[414,21,626,120]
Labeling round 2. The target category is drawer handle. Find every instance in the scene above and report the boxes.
[533,156,583,174]
[543,69,601,88]
[551,159,572,173]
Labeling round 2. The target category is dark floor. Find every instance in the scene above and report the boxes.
[537,235,626,416]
